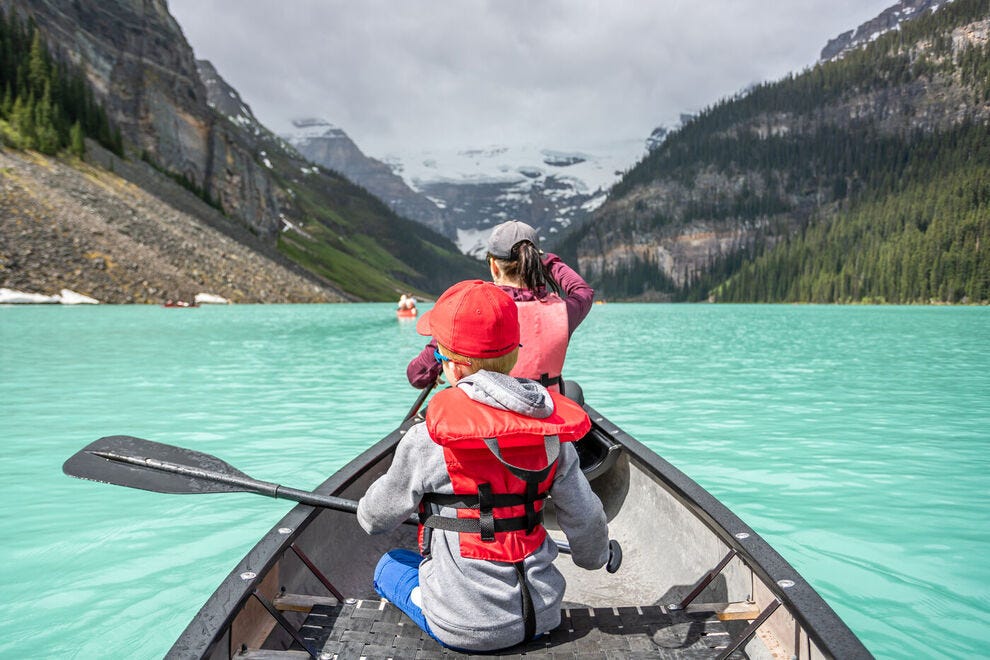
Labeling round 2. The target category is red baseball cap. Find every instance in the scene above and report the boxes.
[417,280,519,358]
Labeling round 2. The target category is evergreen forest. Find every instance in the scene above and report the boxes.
[582,0,989,304]
[0,8,122,156]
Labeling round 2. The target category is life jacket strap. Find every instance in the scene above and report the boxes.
[421,491,548,509]
[538,373,563,390]
[482,435,560,483]
[514,561,536,642]
[418,509,545,538]
[478,483,496,542]
[524,480,539,533]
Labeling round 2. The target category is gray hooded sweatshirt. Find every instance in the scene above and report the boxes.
[357,371,609,651]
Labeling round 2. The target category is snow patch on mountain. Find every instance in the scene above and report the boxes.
[456,226,496,257]
[820,0,954,61]
[285,118,348,141]
[382,140,643,195]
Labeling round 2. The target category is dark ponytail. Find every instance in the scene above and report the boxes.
[490,241,561,295]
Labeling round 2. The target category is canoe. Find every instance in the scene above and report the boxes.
[154,382,870,660]
[397,307,418,318]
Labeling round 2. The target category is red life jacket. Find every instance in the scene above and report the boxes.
[510,294,569,392]
[420,385,591,562]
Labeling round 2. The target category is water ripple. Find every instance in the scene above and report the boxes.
[1,303,988,658]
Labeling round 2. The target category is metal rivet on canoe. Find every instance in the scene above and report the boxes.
[777,579,795,589]
[240,571,257,581]
[734,532,750,540]
[345,598,357,605]
[278,527,293,534]
[595,417,603,422]
[666,603,683,611]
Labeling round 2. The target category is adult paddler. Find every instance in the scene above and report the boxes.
[407,220,594,393]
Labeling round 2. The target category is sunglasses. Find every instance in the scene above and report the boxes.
[434,349,472,367]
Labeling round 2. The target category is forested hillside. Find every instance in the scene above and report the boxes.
[565,0,989,304]
[715,122,989,303]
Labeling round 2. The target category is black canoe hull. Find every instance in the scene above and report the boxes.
[169,400,871,660]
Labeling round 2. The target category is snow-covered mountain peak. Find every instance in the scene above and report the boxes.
[282,114,652,259]
[287,117,347,141]
[382,139,645,195]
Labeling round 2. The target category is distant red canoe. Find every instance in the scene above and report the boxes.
[164,300,199,308]
[396,308,417,318]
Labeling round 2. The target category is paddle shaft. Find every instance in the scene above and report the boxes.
[78,441,611,563]
[90,449,367,517]
[404,381,436,420]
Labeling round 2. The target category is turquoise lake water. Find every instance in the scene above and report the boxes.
[1,303,988,659]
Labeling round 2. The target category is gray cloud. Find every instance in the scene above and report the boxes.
[167,0,894,157]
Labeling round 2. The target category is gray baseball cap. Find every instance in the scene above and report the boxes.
[486,220,542,260]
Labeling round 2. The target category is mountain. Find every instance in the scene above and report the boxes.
[561,0,989,304]
[0,0,482,302]
[285,119,647,258]
[821,0,953,61]
[383,141,644,258]
[283,118,449,237]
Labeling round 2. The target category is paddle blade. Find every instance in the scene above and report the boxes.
[63,435,259,495]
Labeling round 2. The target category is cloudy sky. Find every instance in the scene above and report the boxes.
[167,0,895,159]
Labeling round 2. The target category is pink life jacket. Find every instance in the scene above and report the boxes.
[510,294,569,392]
[420,386,591,562]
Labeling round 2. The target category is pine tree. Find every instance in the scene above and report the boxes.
[70,119,84,158]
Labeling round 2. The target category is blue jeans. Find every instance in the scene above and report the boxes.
[373,549,436,640]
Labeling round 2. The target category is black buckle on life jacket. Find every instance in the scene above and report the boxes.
[478,483,496,542]
[524,481,539,533]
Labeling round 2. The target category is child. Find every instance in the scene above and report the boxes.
[357,279,609,652]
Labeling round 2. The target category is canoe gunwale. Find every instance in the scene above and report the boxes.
[583,404,871,659]
[168,404,871,660]
[166,420,417,660]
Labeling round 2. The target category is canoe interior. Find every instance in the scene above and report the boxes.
[168,397,870,660]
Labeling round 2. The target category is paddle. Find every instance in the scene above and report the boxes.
[404,379,437,421]
[64,435,621,570]
[63,434,382,517]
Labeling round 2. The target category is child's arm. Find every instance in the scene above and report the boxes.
[548,443,610,569]
[357,427,440,533]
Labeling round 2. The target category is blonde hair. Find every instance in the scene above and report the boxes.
[438,344,519,375]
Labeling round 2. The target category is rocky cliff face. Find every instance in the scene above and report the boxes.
[577,171,789,291]
[573,5,989,300]
[3,0,283,238]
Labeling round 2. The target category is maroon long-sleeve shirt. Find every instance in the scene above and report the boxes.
[406,253,595,389]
